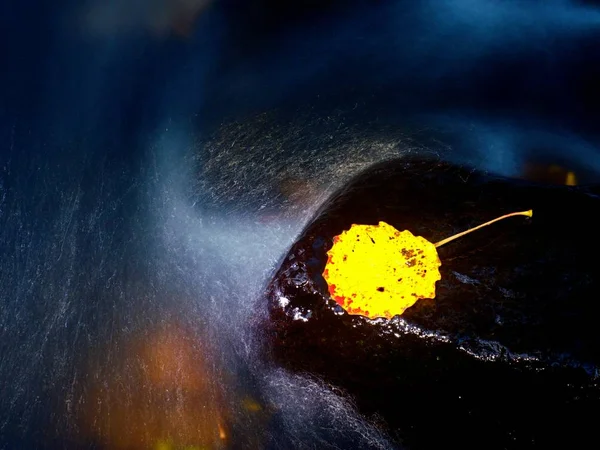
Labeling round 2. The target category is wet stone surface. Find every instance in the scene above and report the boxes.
[260,157,600,450]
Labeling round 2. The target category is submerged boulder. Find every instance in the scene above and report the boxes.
[261,157,600,449]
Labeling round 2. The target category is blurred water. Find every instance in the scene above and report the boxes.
[2,0,600,448]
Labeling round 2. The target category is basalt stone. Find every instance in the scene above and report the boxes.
[260,157,600,450]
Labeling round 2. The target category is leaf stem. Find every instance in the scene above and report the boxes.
[434,210,533,248]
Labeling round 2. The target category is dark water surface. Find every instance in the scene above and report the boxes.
[2,1,600,448]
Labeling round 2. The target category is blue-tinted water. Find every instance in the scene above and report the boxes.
[2,1,599,448]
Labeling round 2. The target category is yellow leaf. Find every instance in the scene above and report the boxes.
[154,440,172,450]
[566,171,577,186]
[241,396,263,412]
[323,210,532,320]
[323,222,441,319]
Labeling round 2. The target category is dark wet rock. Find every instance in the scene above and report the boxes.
[260,157,600,449]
